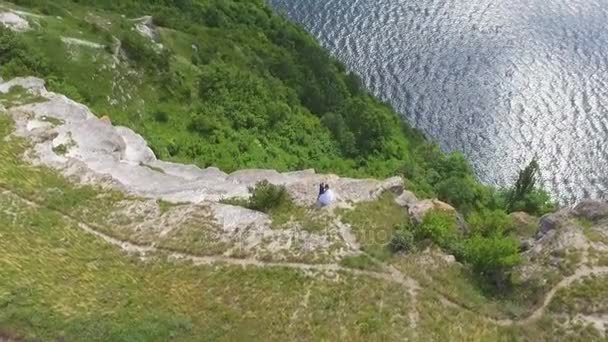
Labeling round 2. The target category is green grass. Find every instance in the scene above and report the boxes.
[0,85,47,108]
[549,275,608,315]
[578,219,608,244]
[339,254,382,271]
[0,192,419,341]
[41,116,64,126]
[0,113,421,341]
[156,199,185,215]
[339,193,409,261]
[269,203,331,233]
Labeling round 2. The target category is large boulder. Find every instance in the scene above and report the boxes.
[572,200,608,222]
[510,211,538,228]
[408,199,456,225]
[395,190,418,208]
[0,12,30,32]
[538,209,571,238]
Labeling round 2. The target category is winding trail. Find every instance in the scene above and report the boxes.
[2,186,608,329]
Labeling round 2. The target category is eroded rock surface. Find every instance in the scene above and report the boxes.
[0,77,403,262]
[573,200,608,222]
[518,205,608,290]
[0,11,30,32]
[408,199,456,225]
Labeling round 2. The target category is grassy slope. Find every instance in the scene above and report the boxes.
[0,1,600,340]
[0,99,602,340]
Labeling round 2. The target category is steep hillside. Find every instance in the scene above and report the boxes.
[0,0,550,211]
[1,73,608,342]
[1,0,607,341]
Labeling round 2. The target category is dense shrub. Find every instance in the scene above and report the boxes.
[467,209,514,237]
[247,180,290,213]
[0,27,50,78]
[416,211,461,253]
[120,30,171,73]
[463,234,522,286]
[389,225,415,253]
[153,111,169,123]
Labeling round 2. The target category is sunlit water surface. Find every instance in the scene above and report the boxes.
[270,0,608,204]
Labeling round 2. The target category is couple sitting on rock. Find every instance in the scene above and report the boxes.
[317,182,334,207]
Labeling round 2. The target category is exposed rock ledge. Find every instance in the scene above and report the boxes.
[0,77,405,261]
[0,77,404,206]
[0,11,31,32]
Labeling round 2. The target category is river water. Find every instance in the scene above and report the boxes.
[269,0,608,204]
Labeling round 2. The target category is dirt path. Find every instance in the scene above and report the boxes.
[2,187,607,329]
[516,266,608,325]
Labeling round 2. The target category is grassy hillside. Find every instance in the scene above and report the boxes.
[0,111,601,342]
[4,1,598,340]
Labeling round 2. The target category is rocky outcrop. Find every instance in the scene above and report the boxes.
[0,11,30,32]
[408,199,456,225]
[133,16,161,45]
[510,211,538,229]
[518,201,608,290]
[395,190,418,208]
[573,200,608,222]
[0,77,406,262]
[538,209,572,237]
[1,77,404,207]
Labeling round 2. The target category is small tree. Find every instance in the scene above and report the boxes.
[463,235,522,288]
[507,159,539,212]
[506,159,555,215]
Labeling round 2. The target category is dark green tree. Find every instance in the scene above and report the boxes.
[508,159,539,208]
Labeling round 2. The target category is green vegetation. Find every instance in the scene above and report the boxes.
[550,275,608,315]
[413,210,521,287]
[340,254,382,271]
[0,0,553,218]
[156,199,185,215]
[0,84,46,107]
[246,180,290,213]
[463,235,521,286]
[140,162,166,174]
[52,144,67,155]
[389,224,415,253]
[506,159,555,215]
[416,211,462,253]
[340,193,409,261]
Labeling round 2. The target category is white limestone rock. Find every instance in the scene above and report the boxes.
[0,12,30,32]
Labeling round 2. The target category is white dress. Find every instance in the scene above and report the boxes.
[318,189,335,207]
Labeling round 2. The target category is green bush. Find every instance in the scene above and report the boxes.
[0,26,51,78]
[467,209,514,237]
[416,211,461,252]
[153,111,170,123]
[120,30,171,73]
[389,225,415,253]
[247,180,290,213]
[463,234,522,286]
